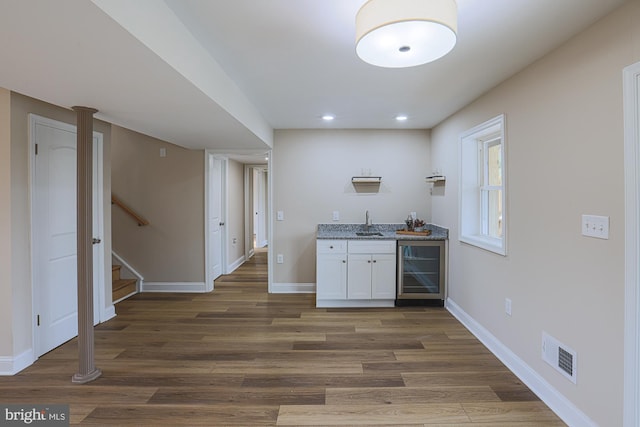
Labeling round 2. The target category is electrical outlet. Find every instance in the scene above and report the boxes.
[332,211,340,221]
[277,254,284,264]
[505,298,512,316]
[159,147,167,157]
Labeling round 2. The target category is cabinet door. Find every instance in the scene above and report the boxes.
[371,253,397,299]
[316,253,347,299]
[347,254,372,299]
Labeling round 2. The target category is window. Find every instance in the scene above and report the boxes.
[459,115,506,255]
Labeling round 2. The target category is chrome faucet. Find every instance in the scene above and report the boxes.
[365,210,371,231]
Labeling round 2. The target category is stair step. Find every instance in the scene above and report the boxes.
[112,265,122,281]
[112,278,137,302]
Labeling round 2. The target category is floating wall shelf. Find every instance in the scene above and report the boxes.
[425,175,446,183]
[352,176,382,184]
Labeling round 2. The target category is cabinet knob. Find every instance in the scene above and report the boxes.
[342,260,346,263]
[330,245,334,249]
[368,260,371,263]
[373,260,377,263]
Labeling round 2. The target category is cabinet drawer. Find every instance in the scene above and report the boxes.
[348,240,396,254]
[317,240,347,254]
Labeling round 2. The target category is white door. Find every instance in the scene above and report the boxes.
[31,115,103,357]
[252,168,267,248]
[208,155,223,284]
[252,168,260,248]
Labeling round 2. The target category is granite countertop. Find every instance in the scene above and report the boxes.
[317,223,448,241]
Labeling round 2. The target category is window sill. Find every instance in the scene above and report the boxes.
[459,234,506,256]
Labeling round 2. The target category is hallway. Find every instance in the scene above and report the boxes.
[0,251,563,425]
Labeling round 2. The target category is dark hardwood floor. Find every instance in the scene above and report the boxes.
[0,249,565,425]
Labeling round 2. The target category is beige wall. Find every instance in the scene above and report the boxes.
[273,129,431,285]
[226,159,246,268]
[1,91,112,365]
[430,2,640,425]
[111,125,204,283]
[0,88,12,357]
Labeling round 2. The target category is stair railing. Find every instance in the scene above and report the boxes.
[111,194,149,226]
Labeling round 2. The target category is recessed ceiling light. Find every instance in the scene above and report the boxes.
[396,115,408,121]
[322,114,335,121]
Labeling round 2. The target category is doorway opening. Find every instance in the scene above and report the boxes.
[205,154,271,292]
[245,161,271,292]
[247,165,268,256]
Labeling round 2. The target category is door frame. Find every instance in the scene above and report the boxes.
[243,156,272,292]
[204,152,227,291]
[28,114,106,358]
[623,60,640,427]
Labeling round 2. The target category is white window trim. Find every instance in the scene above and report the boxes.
[459,114,507,256]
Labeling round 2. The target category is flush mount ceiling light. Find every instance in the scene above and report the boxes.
[356,0,457,68]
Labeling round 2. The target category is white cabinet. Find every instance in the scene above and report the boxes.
[316,240,347,299]
[371,253,397,299]
[346,254,372,299]
[317,239,396,307]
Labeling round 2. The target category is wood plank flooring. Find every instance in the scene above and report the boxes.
[0,249,566,426]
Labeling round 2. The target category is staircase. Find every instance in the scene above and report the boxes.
[112,264,137,303]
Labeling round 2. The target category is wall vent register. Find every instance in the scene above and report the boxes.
[542,331,577,384]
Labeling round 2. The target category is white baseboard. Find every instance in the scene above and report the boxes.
[102,304,116,322]
[142,282,207,293]
[271,282,316,294]
[446,298,597,427]
[0,349,34,375]
[227,255,246,274]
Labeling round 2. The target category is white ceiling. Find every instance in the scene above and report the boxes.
[0,0,627,161]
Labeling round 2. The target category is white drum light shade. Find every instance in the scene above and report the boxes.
[356,0,457,68]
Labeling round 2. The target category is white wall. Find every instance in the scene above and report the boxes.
[111,125,204,283]
[272,129,431,287]
[431,2,640,425]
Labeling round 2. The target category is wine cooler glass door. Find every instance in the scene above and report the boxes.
[398,241,444,299]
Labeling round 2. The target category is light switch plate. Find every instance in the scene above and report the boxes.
[582,215,609,239]
[277,211,284,221]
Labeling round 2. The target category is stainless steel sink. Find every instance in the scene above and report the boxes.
[355,232,383,236]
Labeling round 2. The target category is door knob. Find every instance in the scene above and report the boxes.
[92,238,101,244]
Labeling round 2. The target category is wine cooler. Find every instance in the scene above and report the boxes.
[396,240,445,305]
